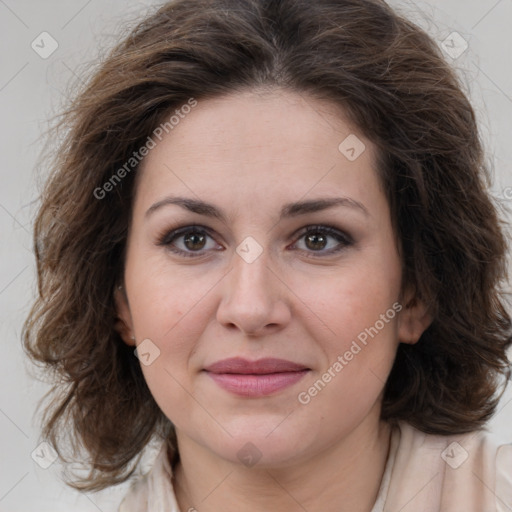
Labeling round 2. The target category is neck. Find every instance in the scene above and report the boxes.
[172,416,392,512]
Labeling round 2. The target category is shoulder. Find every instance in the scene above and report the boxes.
[119,476,149,512]
[385,421,512,512]
[496,442,512,512]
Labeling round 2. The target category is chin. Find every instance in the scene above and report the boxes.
[196,416,315,469]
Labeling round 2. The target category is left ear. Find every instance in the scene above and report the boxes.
[114,285,136,347]
[397,286,433,345]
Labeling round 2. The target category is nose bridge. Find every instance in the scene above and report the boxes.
[230,246,275,306]
[216,244,290,334]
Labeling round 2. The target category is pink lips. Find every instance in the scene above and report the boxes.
[203,357,310,397]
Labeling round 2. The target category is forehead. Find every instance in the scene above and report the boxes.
[133,89,384,217]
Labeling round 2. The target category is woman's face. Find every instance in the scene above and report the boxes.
[116,89,429,467]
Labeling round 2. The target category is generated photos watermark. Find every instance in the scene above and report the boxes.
[93,97,198,200]
[297,302,403,405]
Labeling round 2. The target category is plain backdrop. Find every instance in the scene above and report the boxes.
[1,1,511,511]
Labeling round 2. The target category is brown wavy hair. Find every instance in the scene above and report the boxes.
[23,0,512,491]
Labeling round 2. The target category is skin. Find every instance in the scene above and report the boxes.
[115,88,432,512]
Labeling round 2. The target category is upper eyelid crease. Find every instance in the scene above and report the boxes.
[159,225,353,257]
[145,196,369,221]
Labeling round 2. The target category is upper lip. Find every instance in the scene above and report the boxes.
[204,357,309,375]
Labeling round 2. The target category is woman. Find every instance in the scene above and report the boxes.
[23,0,512,510]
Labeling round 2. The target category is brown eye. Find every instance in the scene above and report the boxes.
[305,232,328,251]
[292,225,353,256]
[158,225,223,257]
[183,232,207,251]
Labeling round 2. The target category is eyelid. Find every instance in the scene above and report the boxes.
[156,224,224,257]
[292,224,353,243]
[156,223,354,258]
[288,224,354,256]
[156,224,214,245]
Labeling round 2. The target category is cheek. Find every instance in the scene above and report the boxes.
[125,259,215,407]
[133,303,208,428]
[287,249,402,395]
[295,290,400,427]
[126,249,220,340]
[289,257,401,339]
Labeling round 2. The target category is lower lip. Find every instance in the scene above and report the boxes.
[206,370,309,397]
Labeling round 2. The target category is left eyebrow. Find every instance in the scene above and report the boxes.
[144,195,370,221]
[280,197,369,218]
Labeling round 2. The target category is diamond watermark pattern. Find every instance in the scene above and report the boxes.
[31,32,59,59]
[441,441,469,469]
[338,134,366,161]
[441,32,468,60]
[503,187,512,201]
[31,442,58,469]
[135,338,161,366]
[237,442,263,467]
[236,236,263,264]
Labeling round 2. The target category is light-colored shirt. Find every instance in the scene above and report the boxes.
[119,421,512,511]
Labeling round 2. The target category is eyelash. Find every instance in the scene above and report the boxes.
[156,224,354,258]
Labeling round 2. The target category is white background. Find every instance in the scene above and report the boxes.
[0,0,511,511]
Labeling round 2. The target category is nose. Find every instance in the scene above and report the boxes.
[216,249,292,337]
